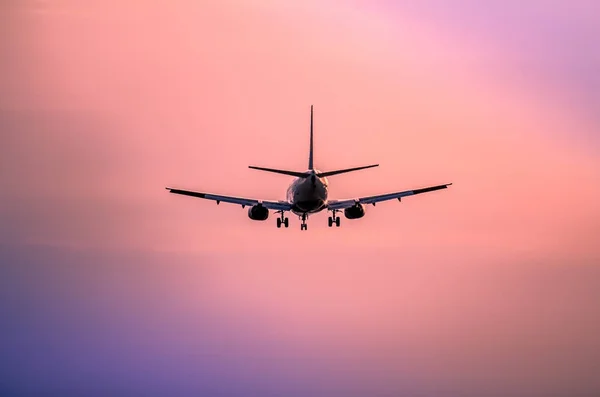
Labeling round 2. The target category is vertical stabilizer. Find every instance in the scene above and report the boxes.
[308,105,314,170]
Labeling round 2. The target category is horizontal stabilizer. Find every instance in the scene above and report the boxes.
[316,164,379,178]
[248,166,310,178]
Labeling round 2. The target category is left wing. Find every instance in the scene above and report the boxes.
[165,187,292,211]
[327,183,452,210]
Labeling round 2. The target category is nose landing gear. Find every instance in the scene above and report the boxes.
[300,213,308,230]
[328,210,341,227]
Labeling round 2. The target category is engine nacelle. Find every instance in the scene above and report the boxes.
[247,204,269,221]
[344,203,366,219]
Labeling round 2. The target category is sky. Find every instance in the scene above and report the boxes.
[1,0,599,396]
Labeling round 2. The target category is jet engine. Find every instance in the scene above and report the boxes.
[344,203,366,219]
[247,204,269,221]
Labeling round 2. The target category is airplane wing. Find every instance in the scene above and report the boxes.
[165,187,292,211]
[327,183,452,210]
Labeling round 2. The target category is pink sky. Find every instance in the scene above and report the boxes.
[2,0,599,254]
[1,1,599,395]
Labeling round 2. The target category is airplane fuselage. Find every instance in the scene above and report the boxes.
[286,170,329,215]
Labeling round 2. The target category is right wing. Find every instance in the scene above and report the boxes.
[165,187,292,211]
[328,183,452,210]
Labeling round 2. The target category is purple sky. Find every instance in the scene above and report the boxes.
[359,0,600,147]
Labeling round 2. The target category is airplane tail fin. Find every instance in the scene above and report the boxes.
[249,105,378,179]
[308,105,314,170]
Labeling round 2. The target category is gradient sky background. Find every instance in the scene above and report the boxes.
[1,1,599,396]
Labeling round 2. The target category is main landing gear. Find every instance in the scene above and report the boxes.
[275,211,307,230]
[300,213,308,231]
[328,210,341,228]
[275,211,289,228]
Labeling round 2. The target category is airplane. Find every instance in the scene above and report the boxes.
[166,105,452,230]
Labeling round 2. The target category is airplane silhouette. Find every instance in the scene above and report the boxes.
[166,105,451,230]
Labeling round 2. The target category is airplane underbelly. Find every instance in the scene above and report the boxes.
[292,181,327,213]
[294,200,325,213]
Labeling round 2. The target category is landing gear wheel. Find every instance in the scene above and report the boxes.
[275,211,288,229]
[329,210,341,228]
[300,213,308,230]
